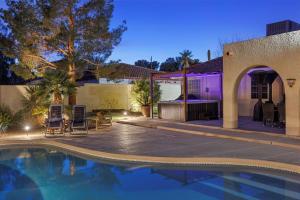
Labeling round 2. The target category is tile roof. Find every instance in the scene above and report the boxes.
[189,57,223,74]
[98,63,158,79]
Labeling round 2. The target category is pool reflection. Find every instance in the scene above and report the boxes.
[0,148,299,200]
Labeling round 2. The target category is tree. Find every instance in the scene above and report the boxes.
[0,0,126,104]
[131,79,161,106]
[179,50,193,69]
[38,70,76,104]
[0,36,24,84]
[22,85,50,126]
[159,57,181,72]
[134,59,159,70]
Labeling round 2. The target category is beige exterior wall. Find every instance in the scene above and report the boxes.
[0,83,182,114]
[76,84,135,112]
[0,84,137,113]
[223,30,300,136]
[0,85,27,113]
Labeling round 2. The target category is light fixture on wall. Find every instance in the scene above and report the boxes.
[226,51,234,56]
[286,78,296,88]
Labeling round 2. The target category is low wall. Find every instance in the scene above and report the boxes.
[0,85,27,113]
[0,83,184,113]
[76,84,135,112]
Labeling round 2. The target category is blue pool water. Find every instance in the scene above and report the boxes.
[0,148,300,200]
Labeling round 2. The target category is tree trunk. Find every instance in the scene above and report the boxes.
[54,92,62,104]
[67,3,76,106]
[68,63,76,105]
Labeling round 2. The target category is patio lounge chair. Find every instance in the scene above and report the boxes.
[70,105,88,135]
[96,112,112,128]
[262,102,275,127]
[45,104,64,136]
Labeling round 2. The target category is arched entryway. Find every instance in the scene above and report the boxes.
[235,66,285,133]
[223,31,300,136]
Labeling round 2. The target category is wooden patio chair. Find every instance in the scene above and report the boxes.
[45,104,64,136]
[70,105,88,135]
[96,112,112,128]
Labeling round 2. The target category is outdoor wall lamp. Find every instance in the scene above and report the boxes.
[286,78,296,87]
[226,51,234,56]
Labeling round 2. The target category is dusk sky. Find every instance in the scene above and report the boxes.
[1,0,300,64]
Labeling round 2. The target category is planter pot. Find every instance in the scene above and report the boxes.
[141,105,150,117]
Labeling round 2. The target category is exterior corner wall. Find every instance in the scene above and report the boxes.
[0,85,27,113]
[223,30,300,135]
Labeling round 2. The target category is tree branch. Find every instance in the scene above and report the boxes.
[26,54,58,69]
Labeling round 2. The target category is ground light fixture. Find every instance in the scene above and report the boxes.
[24,125,31,136]
[123,111,128,116]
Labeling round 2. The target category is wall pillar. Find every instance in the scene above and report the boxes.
[223,79,238,129]
[285,85,300,136]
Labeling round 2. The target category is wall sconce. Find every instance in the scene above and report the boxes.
[287,78,296,87]
[226,51,234,56]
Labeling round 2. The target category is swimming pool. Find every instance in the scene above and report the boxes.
[0,148,299,200]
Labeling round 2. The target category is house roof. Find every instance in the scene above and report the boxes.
[98,63,157,79]
[189,57,223,74]
[153,57,223,80]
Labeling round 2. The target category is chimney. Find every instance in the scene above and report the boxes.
[207,49,211,61]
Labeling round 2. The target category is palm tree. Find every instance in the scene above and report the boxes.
[22,86,50,126]
[39,70,76,104]
[180,50,193,69]
[22,86,50,116]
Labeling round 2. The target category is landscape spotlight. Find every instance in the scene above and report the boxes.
[123,111,128,116]
[24,125,31,136]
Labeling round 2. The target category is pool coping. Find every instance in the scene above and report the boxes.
[1,139,300,175]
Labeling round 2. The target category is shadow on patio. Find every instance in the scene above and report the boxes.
[188,116,285,134]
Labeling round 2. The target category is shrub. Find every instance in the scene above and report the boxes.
[131,79,161,106]
[0,104,22,132]
[22,86,50,127]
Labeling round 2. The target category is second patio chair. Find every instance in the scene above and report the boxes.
[45,104,64,136]
[70,105,88,135]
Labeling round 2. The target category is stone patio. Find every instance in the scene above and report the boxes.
[52,123,300,165]
[188,116,285,134]
[1,121,300,167]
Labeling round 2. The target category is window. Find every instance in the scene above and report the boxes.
[188,79,200,98]
[251,77,268,99]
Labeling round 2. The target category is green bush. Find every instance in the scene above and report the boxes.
[131,79,161,106]
[0,104,22,133]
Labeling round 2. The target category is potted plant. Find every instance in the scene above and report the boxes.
[131,79,161,117]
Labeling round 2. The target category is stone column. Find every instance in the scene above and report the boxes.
[285,84,300,136]
[223,76,238,129]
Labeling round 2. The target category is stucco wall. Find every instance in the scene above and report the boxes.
[76,84,134,112]
[223,30,300,136]
[0,84,136,113]
[196,75,222,100]
[0,85,27,113]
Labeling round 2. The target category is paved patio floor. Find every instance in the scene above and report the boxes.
[185,116,285,134]
[1,121,300,166]
[51,123,300,165]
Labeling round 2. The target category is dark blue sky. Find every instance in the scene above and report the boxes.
[1,0,300,64]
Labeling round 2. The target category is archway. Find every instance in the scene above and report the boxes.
[222,31,300,136]
[235,66,285,134]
